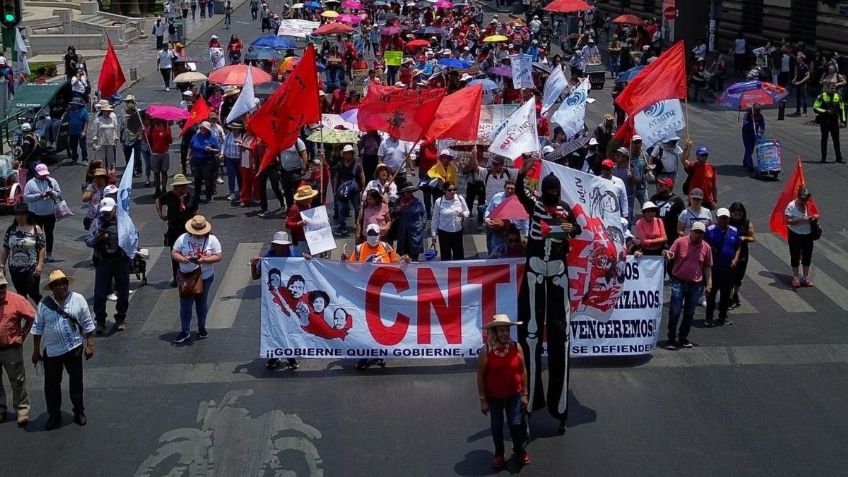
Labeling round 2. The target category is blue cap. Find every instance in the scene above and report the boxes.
[696,146,710,156]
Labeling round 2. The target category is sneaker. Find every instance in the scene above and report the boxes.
[95,323,105,335]
[216,177,224,184]
[144,180,151,187]
[287,360,300,370]
[791,277,801,288]
[226,193,236,201]
[17,412,29,426]
[801,277,814,287]
[197,328,208,339]
[257,210,269,217]
[716,319,734,326]
[518,451,531,465]
[45,414,62,431]
[704,319,715,328]
[46,254,56,262]
[74,411,87,426]
[173,331,191,344]
[107,293,118,301]
[698,296,707,307]
[492,455,505,469]
[116,322,127,331]
[165,86,170,92]
[665,341,677,350]
[679,339,694,348]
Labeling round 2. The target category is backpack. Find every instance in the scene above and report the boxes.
[647,146,665,174]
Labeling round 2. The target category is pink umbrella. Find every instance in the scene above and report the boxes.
[338,13,362,24]
[146,104,191,121]
[435,0,453,7]
[342,0,363,8]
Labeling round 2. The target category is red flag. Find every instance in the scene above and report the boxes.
[614,41,687,115]
[769,157,819,240]
[424,84,483,141]
[98,38,126,99]
[248,44,321,172]
[357,83,445,141]
[180,96,211,136]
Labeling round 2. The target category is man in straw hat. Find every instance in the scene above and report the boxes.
[156,174,198,287]
[476,313,530,469]
[31,270,96,430]
[85,197,132,334]
[0,272,37,426]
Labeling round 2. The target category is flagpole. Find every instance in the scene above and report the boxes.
[683,93,691,141]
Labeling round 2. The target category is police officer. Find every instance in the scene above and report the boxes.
[813,81,846,164]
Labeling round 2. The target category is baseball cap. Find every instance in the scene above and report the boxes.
[716,207,730,218]
[601,159,615,169]
[696,146,710,156]
[439,149,454,158]
[104,184,119,195]
[99,197,117,213]
[689,188,704,199]
[35,164,49,176]
[691,222,706,233]
[588,137,599,146]
[615,147,630,156]
[342,144,355,153]
[657,177,674,188]
[542,145,555,154]
[270,231,292,245]
[365,223,381,235]
[632,135,642,142]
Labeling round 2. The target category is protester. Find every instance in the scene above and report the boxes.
[600,159,629,221]
[171,216,223,343]
[357,189,391,244]
[333,145,366,237]
[0,272,36,426]
[634,201,666,256]
[31,270,95,430]
[648,137,688,191]
[741,104,765,172]
[221,121,246,201]
[430,181,470,261]
[157,43,175,92]
[156,174,198,287]
[391,184,426,261]
[286,185,319,255]
[704,208,742,327]
[90,103,119,172]
[119,97,144,178]
[1,203,45,303]
[682,146,718,209]
[784,187,818,288]
[85,198,133,334]
[728,202,755,309]
[364,163,398,205]
[189,121,220,205]
[23,165,61,262]
[67,97,89,165]
[663,222,712,350]
[676,188,714,237]
[488,225,526,259]
[146,119,174,197]
[813,82,846,163]
[279,136,309,209]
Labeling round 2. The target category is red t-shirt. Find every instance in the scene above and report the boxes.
[146,126,173,154]
[484,342,523,399]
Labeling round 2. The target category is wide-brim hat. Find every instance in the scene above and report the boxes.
[185,215,212,235]
[294,185,318,201]
[484,313,522,329]
[70,97,86,106]
[374,163,391,176]
[170,174,191,186]
[43,269,74,290]
[400,184,418,194]
[93,167,110,178]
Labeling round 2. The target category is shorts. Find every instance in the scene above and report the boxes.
[151,152,170,173]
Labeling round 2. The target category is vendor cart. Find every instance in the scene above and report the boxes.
[585,63,607,90]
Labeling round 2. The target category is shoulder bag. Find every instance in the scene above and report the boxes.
[177,236,207,298]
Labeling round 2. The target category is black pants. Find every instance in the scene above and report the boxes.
[192,162,215,204]
[165,228,181,281]
[705,266,734,321]
[788,230,814,267]
[33,214,56,255]
[43,348,84,416]
[361,154,378,183]
[437,229,464,261]
[279,168,302,211]
[465,180,486,224]
[8,268,42,303]
[93,257,130,325]
[820,119,843,161]
[258,167,285,212]
[68,134,87,163]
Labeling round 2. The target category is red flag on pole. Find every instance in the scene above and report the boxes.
[357,83,445,141]
[248,44,321,172]
[98,37,126,99]
[424,84,483,141]
[769,157,819,240]
[180,96,211,136]
[614,41,687,115]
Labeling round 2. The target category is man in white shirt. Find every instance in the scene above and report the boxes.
[279,137,308,208]
[377,135,413,188]
[599,159,628,220]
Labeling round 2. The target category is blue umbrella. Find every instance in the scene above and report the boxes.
[437,58,471,69]
[616,65,645,84]
[717,80,788,110]
[468,78,498,91]
[251,35,297,50]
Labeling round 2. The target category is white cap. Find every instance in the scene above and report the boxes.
[270,231,292,245]
[588,137,599,146]
[716,207,731,218]
[691,222,706,232]
[199,121,212,130]
[342,144,355,153]
[99,197,117,213]
[632,135,642,141]
[21,122,32,132]
[182,90,194,97]
[365,223,381,235]
[439,149,454,158]
[211,34,218,39]
[542,145,555,154]
[104,184,119,195]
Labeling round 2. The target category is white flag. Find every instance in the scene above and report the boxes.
[488,97,539,158]
[509,54,534,89]
[541,66,567,116]
[117,153,139,259]
[633,99,686,147]
[14,28,30,76]
[550,79,589,138]
[226,66,257,123]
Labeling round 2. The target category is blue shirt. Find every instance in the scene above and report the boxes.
[705,224,740,268]
[68,107,89,135]
[32,292,95,357]
[222,131,242,159]
[189,131,220,164]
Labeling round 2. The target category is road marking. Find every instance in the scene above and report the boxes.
[759,233,848,311]
[733,295,758,315]
[205,242,264,329]
[744,255,814,313]
[105,247,167,317]
[814,237,848,276]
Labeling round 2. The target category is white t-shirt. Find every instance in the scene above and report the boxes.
[158,49,173,69]
[377,138,412,173]
[784,200,811,235]
[677,207,713,235]
[280,138,307,171]
[173,233,223,280]
[652,145,683,173]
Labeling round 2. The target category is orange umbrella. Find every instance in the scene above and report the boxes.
[313,22,355,35]
[613,14,642,25]
[207,65,273,86]
[543,0,590,13]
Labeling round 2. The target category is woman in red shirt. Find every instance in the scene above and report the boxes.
[634,201,667,255]
[476,314,530,469]
[227,34,243,64]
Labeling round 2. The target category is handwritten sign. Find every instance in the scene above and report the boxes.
[277,19,321,38]
[385,50,403,67]
[301,206,336,255]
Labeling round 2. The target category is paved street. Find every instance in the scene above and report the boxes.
[3,2,848,476]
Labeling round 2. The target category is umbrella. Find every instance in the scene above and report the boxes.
[173,71,208,83]
[468,78,498,91]
[306,1,321,8]
[251,34,297,50]
[306,128,360,143]
[325,0,340,3]
[437,58,471,69]
[244,47,283,61]
[314,22,355,35]
[381,25,403,35]
[543,0,590,13]
[280,56,300,72]
[337,13,361,24]
[616,65,645,83]
[321,10,339,18]
[488,194,529,220]
[292,3,304,8]
[208,65,273,86]
[716,81,788,110]
[254,81,282,99]
[342,0,362,8]
[146,104,191,121]
[416,26,441,35]
[613,14,642,25]
[487,66,512,77]
[483,35,509,43]
[406,39,430,48]
[435,0,452,7]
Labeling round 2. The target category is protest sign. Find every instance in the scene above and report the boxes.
[277,19,321,38]
[633,99,686,147]
[550,79,590,138]
[488,98,539,158]
[510,54,534,89]
[385,51,403,66]
[476,104,519,144]
[301,206,336,255]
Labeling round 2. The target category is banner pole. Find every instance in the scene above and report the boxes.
[683,93,691,140]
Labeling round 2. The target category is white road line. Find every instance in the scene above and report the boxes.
[744,255,814,313]
[733,295,758,315]
[759,233,848,311]
[205,242,264,329]
[814,237,848,275]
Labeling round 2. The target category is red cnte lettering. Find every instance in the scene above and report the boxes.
[416,267,462,344]
[467,264,512,332]
[364,267,410,346]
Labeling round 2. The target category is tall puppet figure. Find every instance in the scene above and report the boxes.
[515,154,581,433]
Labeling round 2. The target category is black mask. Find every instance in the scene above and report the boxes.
[541,174,561,206]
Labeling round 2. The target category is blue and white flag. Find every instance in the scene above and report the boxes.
[633,99,686,147]
[550,78,589,138]
[509,54,534,89]
[118,153,139,259]
[541,66,567,116]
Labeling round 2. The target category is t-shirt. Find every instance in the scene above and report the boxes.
[158,49,173,69]
[677,207,713,236]
[784,200,811,235]
[377,138,412,172]
[172,233,222,279]
[280,138,306,171]
[669,236,713,283]
[352,241,399,263]
[651,145,683,173]
[3,225,44,272]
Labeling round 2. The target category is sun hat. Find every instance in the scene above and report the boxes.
[641,201,658,212]
[12,202,29,215]
[588,137,599,145]
[484,313,523,329]
[199,121,212,130]
[35,164,49,176]
[691,222,706,233]
[716,207,730,218]
[294,184,319,201]
[490,155,505,164]
[365,223,381,235]
[460,73,472,81]
[93,167,110,178]
[185,215,212,235]
[104,184,119,195]
[43,269,74,290]
[689,188,704,199]
[542,145,555,154]
[100,104,114,112]
[342,144,355,153]
[170,174,191,186]
[271,231,292,245]
[228,121,245,129]
[400,184,419,193]
[125,94,136,102]
[99,197,117,213]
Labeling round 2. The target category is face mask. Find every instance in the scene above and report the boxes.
[367,235,379,246]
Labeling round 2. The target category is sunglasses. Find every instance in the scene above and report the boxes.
[447,188,457,192]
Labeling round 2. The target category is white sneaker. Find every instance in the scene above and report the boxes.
[216,177,224,184]
[165,87,170,92]
[107,293,118,301]
[698,296,707,307]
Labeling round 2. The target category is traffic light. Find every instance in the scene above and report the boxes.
[1,0,22,28]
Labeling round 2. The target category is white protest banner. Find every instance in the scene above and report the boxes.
[117,152,139,259]
[510,54,534,89]
[260,258,523,359]
[488,98,539,158]
[541,66,567,115]
[277,19,321,38]
[321,113,360,132]
[550,78,589,138]
[301,206,336,255]
[541,160,627,323]
[569,256,664,356]
[633,99,686,147]
[226,65,257,123]
[476,104,518,144]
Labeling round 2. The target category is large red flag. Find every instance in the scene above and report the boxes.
[769,157,819,240]
[98,37,126,99]
[614,41,687,115]
[424,84,483,141]
[357,83,445,141]
[248,44,321,172]
[180,96,211,136]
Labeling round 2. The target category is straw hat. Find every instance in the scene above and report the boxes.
[294,184,318,201]
[185,215,212,235]
[170,174,191,186]
[483,314,522,329]
[43,270,74,290]
[93,167,110,178]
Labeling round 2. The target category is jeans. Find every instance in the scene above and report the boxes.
[488,394,527,457]
[179,275,214,332]
[93,257,130,325]
[224,156,241,195]
[68,134,88,162]
[192,162,216,203]
[334,196,361,234]
[8,268,42,303]
[794,85,808,114]
[705,266,733,321]
[42,348,84,416]
[667,277,704,342]
[0,346,30,416]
